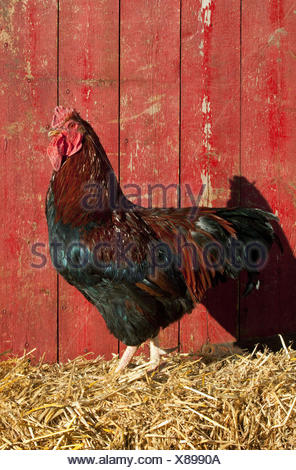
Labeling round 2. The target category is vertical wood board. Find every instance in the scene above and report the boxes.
[240,0,296,339]
[180,0,240,352]
[119,0,181,353]
[58,0,119,360]
[0,0,58,361]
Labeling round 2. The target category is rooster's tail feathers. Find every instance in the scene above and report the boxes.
[193,207,279,299]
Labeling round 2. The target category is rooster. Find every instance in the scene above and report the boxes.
[46,106,278,372]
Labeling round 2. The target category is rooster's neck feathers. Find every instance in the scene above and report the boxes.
[50,131,123,228]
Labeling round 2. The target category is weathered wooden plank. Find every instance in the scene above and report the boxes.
[240,0,296,339]
[180,0,240,352]
[203,0,240,345]
[0,0,57,361]
[119,0,180,353]
[179,0,208,353]
[58,0,119,360]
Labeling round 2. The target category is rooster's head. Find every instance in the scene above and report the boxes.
[47,106,85,171]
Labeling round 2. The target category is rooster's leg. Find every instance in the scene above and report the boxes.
[115,345,138,373]
[149,335,178,370]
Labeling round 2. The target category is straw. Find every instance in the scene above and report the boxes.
[0,345,295,449]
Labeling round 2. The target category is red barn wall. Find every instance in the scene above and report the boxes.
[1,0,295,362]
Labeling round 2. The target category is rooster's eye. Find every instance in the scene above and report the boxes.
[65,121,76,130]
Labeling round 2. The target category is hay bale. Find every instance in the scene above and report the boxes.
[0,344,296,450]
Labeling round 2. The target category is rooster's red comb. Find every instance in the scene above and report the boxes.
[51,106,75,128]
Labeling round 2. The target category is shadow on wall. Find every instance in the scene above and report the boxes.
[201,176,296,350]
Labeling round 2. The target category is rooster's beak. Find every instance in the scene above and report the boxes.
[48,129,62,137]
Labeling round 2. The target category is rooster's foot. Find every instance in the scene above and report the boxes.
[148,335,178,370]
[115,345,138,373]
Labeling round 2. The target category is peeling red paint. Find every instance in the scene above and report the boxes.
[241,0,296,339]
[0,0,57,362]
[1,0,296,361]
